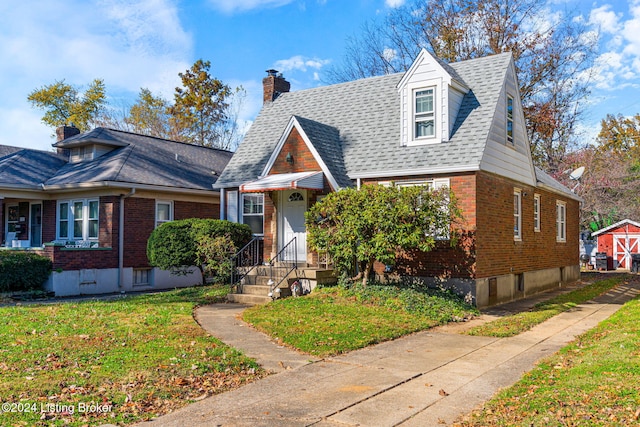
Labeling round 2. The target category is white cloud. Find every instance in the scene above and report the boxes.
[382,48,397,62]
[273,55,331,72]
[385,0,405,8]
[207,0,294,14]
[589,5,621,35]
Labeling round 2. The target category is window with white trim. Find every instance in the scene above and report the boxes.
[507,95,514,145]
[414,88,435,139]
[556,201,566,242]
[70,146,94,163]
[395,178,451,239]
[514,189,522,240]
[242,193,264,235]
[533,194,541,232]
[133,268,151,286]
[57,199,99,241]
[155,201,173,228]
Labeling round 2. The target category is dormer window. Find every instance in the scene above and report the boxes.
[414,88,435,139]
[506,95,514,145]
[70,146,94,163]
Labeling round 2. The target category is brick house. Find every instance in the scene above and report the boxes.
[214,50,580,307]
[0,127,232,296]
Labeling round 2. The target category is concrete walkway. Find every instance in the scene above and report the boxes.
[136,276,640,427]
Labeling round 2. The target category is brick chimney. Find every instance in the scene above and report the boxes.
[263,69,290,104]
[56,125,80,142]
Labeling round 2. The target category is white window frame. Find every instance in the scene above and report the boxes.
[533,194,541,232]
[395,178,451,239]
[414,88,436,140]
[514,189,522,241]
[155,201,173,228]
[133,268,152,286]
[241,193,264,235]
[507,94,514,146]
[406,81,441,146]
[556,201,567,242]
[70,145,94,163]
[57,199,99,241]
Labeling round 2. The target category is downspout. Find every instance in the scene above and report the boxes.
[357,178,361,190]
[118,188,136,291]
[220,188,226,220]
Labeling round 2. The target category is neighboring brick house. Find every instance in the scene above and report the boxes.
[214,50,580,307]
[0,127,232,296]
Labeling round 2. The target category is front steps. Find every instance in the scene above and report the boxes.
[227,266,336,305]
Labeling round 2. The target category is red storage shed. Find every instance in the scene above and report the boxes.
[592,219,640,270]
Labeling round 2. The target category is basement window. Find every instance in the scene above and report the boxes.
[133,269,151,286]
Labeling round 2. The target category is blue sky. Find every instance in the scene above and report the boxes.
[0,0,638,152]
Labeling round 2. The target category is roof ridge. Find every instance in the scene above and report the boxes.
[97,127,234,154]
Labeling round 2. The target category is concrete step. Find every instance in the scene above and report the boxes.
[239,284,271,296]
[227,293,272,305]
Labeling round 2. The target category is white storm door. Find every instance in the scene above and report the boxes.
[279,190,307,262]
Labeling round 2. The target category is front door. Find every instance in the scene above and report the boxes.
[279,190,307,263]
[30,203,42,247]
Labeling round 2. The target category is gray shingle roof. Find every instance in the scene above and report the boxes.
[1,129,232,192]
[216,53,512,187]
[0,148,66,187]
[293,116,352,189]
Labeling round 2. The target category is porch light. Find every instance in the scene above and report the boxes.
[285,152,294,164]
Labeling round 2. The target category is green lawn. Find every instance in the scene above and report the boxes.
[0,285,263,427]
[457,295,640,426]
[243,284,479,357]
[466,275,629,337]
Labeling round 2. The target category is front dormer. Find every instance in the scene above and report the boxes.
[397,49,469,146]
[53,127,130,164]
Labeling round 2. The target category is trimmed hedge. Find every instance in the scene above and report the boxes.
[147,219,252,279]
[0,252,52,292]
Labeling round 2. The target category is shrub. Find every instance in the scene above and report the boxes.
[147,219,252,284]
[0,252,52,292]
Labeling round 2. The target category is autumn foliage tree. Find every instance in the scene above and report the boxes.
[28,60,244,150]
[305,184,461,285]
[327,0,597,173]
[27,78,107,132]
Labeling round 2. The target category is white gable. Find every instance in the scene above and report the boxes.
[397,49,468,146]
[479,58,536,186]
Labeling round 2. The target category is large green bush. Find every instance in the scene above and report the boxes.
[147,219,252,284]
[0,252,52,292]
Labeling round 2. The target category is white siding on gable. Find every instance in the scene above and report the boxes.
[398,50,466,147]
[479,60,536,186]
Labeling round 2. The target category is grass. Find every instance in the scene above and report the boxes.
[466,275,629,337]
[0,284,264,427]
[456,295,640,426]
[242,283,479,357]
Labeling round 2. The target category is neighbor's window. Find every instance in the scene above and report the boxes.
[415,88,435,139]
[242,193,264,235]
[57,199,99,241]
[533,194,541,232]
[507,95,514,145]
[156,201,173,228]
[70,146,94,163]
[514,189,522,240]
[7,205,19,233]
[556,201,566,242]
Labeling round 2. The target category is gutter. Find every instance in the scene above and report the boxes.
[118,188,136,290]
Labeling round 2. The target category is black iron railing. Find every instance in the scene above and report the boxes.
[230,236,263,293]
[268,237,297,298]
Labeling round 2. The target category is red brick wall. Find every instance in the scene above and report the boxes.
[42,200,57,243]
[270,127,322,175]
[363,173,478,279]
[175,201,218,220]
[475,171,579,278]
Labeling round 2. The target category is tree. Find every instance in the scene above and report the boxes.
[305,184,461,285]
[596,113,640,158]
[326,0,597,173]
[147,218,252,285]
[124,88,175,139]
[27,79,107,132]
[170,59,233,148]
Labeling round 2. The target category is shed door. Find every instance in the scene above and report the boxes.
[613,234,640,269]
